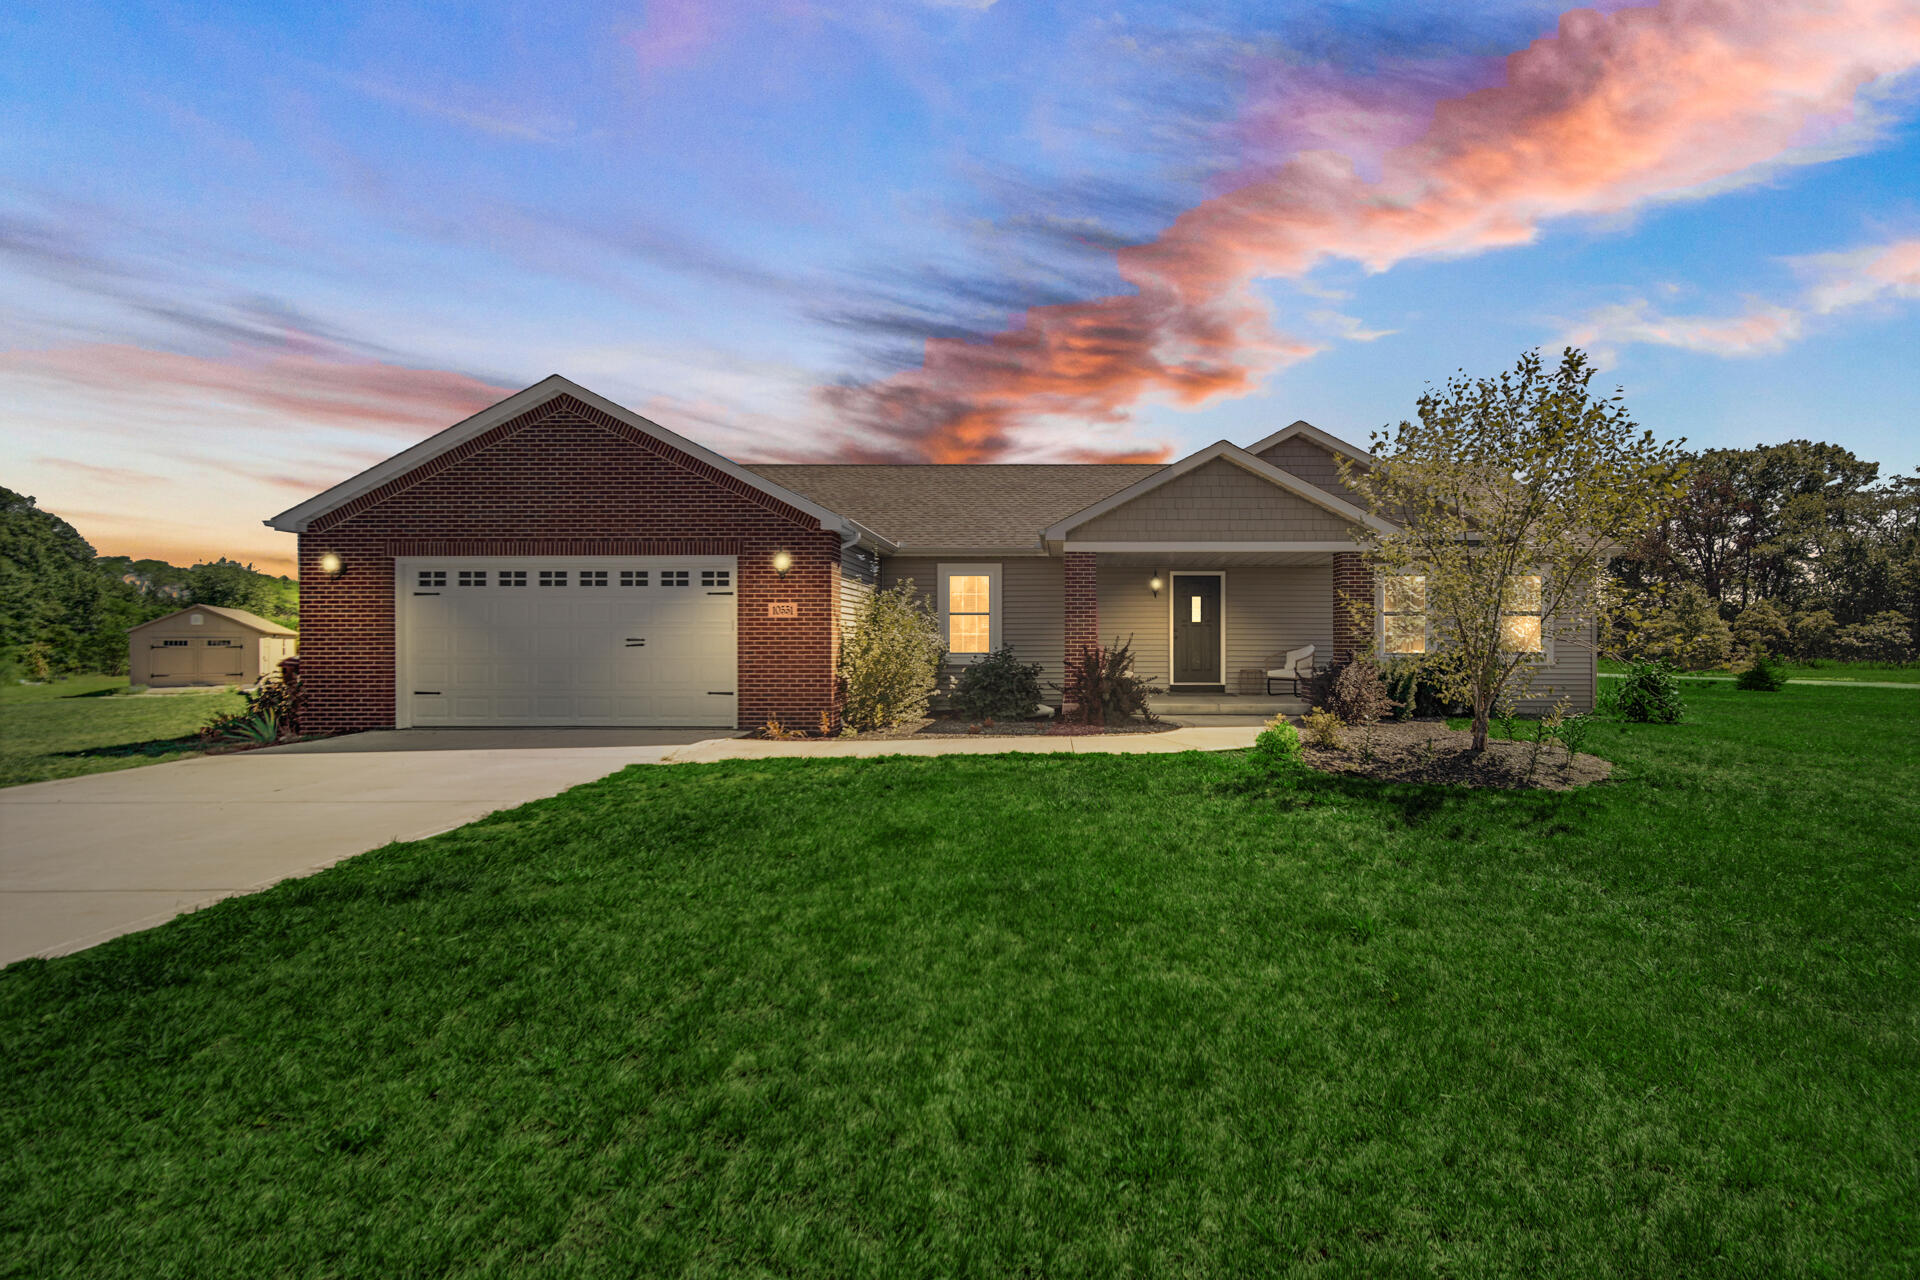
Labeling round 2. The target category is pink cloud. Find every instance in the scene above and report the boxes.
[1567,233,1920,356]
[0,344,516,435]
[625,0,726,74]
[831,0,1920,461]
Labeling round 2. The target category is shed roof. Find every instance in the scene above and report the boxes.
[129,605,297,636]
[745,464,1162,552]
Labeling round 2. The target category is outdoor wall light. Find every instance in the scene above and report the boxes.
[318,552,345,577]
[771,549,793,577]
[1149,573,1163,598]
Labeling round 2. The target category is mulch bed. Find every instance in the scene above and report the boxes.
[761,715,1180,741]
[1298,719,1612,791]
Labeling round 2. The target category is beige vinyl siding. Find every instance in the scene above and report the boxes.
[1505,616,1597,714]
[1097,562,1335,688]
[1071,458,1359,541]
[881,557,1065,692]
[836,543,879,659]
[1256,437,1365,506]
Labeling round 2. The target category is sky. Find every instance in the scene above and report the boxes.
[3,0,1918,576]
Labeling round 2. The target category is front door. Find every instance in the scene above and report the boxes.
[1172,574,1223,685]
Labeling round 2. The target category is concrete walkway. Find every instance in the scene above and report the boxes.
[0,729,714,965]
[662,722,1262,764]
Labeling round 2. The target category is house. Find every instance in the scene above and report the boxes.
[129,605,297,688]
[265,375,1595,733]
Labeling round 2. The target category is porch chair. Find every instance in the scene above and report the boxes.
[1265,645,1316,697]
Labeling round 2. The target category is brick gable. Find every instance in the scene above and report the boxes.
[298,397,841,733]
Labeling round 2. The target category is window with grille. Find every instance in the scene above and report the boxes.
[580,571,609,587]
[1500,574,1545,655]
[499,571,528,587]
[162,639,189,647]
[620,570,648,587]
[662,571,690,587]
[206,639,235,646]
[1383,575,1426,656]
[701,569,730,587]
[538,570,568,587]
[458,570,487,587]
[417,570,446,588]
[939,563,999,659]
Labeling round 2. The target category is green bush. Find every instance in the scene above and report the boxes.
[1735,647,1788,691]
[1252,716,1303,767]
[839,582,946,732]
[1613,659,1685,724]
[1380,656,1469,719]
[950,645,1043,722]
[1056,637,1155,726]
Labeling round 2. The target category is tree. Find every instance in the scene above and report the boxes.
[1348,348,1687,751]
[838,581,945,731]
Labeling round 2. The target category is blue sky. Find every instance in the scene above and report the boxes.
[3,0,1917,572]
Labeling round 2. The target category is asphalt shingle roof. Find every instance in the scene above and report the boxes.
[746,464,1165,550]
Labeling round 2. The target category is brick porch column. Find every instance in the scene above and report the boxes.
[1332,552,1372,665]
[1064,551,1098,667]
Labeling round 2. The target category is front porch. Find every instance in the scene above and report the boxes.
[1065,548,1370,699]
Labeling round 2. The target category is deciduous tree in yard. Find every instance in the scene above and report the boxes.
[1348,348,1687,751]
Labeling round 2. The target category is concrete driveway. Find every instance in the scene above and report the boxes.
[0,729,723,966]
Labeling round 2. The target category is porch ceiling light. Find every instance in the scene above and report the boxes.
[771,549,793,577]
[318,552,345,577]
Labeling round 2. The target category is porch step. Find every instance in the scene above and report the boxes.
[1154,695,1306,716]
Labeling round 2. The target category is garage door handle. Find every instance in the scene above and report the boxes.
[624,638,646,647]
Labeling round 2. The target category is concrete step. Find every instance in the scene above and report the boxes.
[1154,696,1306,716]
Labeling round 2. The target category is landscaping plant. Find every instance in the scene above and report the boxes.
[1055,637,1155,726]
[1553,710,1594,764]
[1347,346,1687,750]
[1318,658,1397,726]
[838,581,945,731]
[1612,659,1686,723]
[950,645,1043,723]
[1300,707,1344,748]
[1735,646,1789,692]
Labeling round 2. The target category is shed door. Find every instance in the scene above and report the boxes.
[395,556,737,728]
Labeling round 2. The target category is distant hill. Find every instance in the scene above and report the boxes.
[1,486,297,678]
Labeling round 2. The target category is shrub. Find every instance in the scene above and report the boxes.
[247,665,306,734]
[1251,716,1303,774]
[1641,583,1734,669]
[1790,608,1837,660]
[1731,599,1790,657]
[1318,658,1398,726]
[1300,707,1344,748]
[1613,659,1685,724]
[1055,637,1154,725]
[201,709,278,746]
[1834,611,1915,664]
[1735,646,1788,691]
[1379,656,1466,720]
[1553,710,1594,763]
[839,581,945,731]
[950,645,1043,722]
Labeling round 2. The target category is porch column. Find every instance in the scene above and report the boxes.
[1064,551,1098,666]
[1332,552,1371,665]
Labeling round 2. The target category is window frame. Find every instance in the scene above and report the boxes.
[937,562,1002,664]
[1378,573,1429,658]
[1499,572,1551,663]
[1374,569,1554,662]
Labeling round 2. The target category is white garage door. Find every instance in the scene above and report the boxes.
[395,556,738,727]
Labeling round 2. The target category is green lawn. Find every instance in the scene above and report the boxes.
[3,686,1917,1276]
[0,675,246,787]
[1599,657,1920,683]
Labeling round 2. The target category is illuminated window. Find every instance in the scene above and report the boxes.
[939,564,999,659]
[1501,574,1544,654]
[1383,574,1427,655]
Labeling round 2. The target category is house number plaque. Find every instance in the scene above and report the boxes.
[766,602,799,619]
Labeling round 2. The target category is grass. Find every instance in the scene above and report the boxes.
[0,675,246,787]
[1599,657,1920,684]
[3,686,1917,1276]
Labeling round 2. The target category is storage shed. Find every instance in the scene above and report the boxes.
[128,606,298,688]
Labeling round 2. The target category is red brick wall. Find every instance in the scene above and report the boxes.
[297,395,841,733]
[1331,551,1373,664]
[1064,551,1098,670]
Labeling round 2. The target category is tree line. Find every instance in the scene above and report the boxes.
[1,486,298,680]
[1606,442,1918,666]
